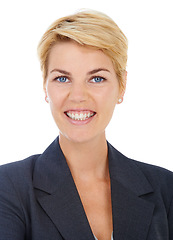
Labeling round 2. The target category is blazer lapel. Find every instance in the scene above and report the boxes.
[108,142,155,240]
[33,137,155,240]
[33,137,95,240]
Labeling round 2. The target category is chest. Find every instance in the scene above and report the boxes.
[74,179,113,240]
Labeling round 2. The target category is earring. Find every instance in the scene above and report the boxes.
[118,98,122,103]
[45,96,49,102]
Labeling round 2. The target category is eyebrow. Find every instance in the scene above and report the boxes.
[50,68,110,75]
[87,68,110,75]
[50,69,71,75]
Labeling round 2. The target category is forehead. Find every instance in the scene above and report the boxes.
[47,41,115,73]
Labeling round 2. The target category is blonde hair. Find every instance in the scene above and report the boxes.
[37,10,128,91]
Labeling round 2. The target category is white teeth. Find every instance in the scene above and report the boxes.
[66,112,95,121]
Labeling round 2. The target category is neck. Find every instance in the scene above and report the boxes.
[59,133,109,181]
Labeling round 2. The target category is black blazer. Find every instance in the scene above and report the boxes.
[0,137,173,240]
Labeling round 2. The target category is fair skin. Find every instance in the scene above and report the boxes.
[44,41,125,240]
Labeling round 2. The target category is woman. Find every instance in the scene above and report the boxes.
[0,10,173,240]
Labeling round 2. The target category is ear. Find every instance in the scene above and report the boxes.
[43,85,49,103]
[118,71,127,104]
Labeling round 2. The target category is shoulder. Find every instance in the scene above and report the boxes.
[108,142,173,203]
[133,158,173,181]
[0,155,41,237]
[133,159,173,195]
[0,154,40,188]
[0,154,40,173]
[108,141,173,181]
[126,150,173,188]
[133,156,173,208]
[133,160,173,217]
[110,142,173,184]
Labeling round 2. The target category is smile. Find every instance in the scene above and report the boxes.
[65,111,96,121]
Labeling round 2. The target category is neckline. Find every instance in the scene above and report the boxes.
[94,232,113,240]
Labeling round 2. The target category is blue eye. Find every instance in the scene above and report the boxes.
[55,76,69,82]
[91,77,105,83]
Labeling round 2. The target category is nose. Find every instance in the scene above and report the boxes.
[68,82,88,103]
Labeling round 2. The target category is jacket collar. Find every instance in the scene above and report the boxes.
[33,137,154,240]
[108,143,154,239]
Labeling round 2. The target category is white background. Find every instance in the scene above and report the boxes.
[0,0,172,170]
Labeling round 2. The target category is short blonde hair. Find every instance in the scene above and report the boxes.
[37,10,128,91]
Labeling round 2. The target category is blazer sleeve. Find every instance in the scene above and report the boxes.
[168,195,173,239]
[0,167,25,240]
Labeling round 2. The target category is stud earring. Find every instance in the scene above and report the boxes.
[118,98,122,103]
[45,96,49,102]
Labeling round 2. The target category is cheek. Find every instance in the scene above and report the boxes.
[101,89,118,121]
[47,89,65,117]
[47,85,65,104]
[97,87,118,108]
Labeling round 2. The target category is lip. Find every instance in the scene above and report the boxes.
[64,109,96,115]
[64,109,96,125]
[65,108,95,112]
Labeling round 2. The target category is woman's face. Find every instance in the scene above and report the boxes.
[45,41,122,143]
